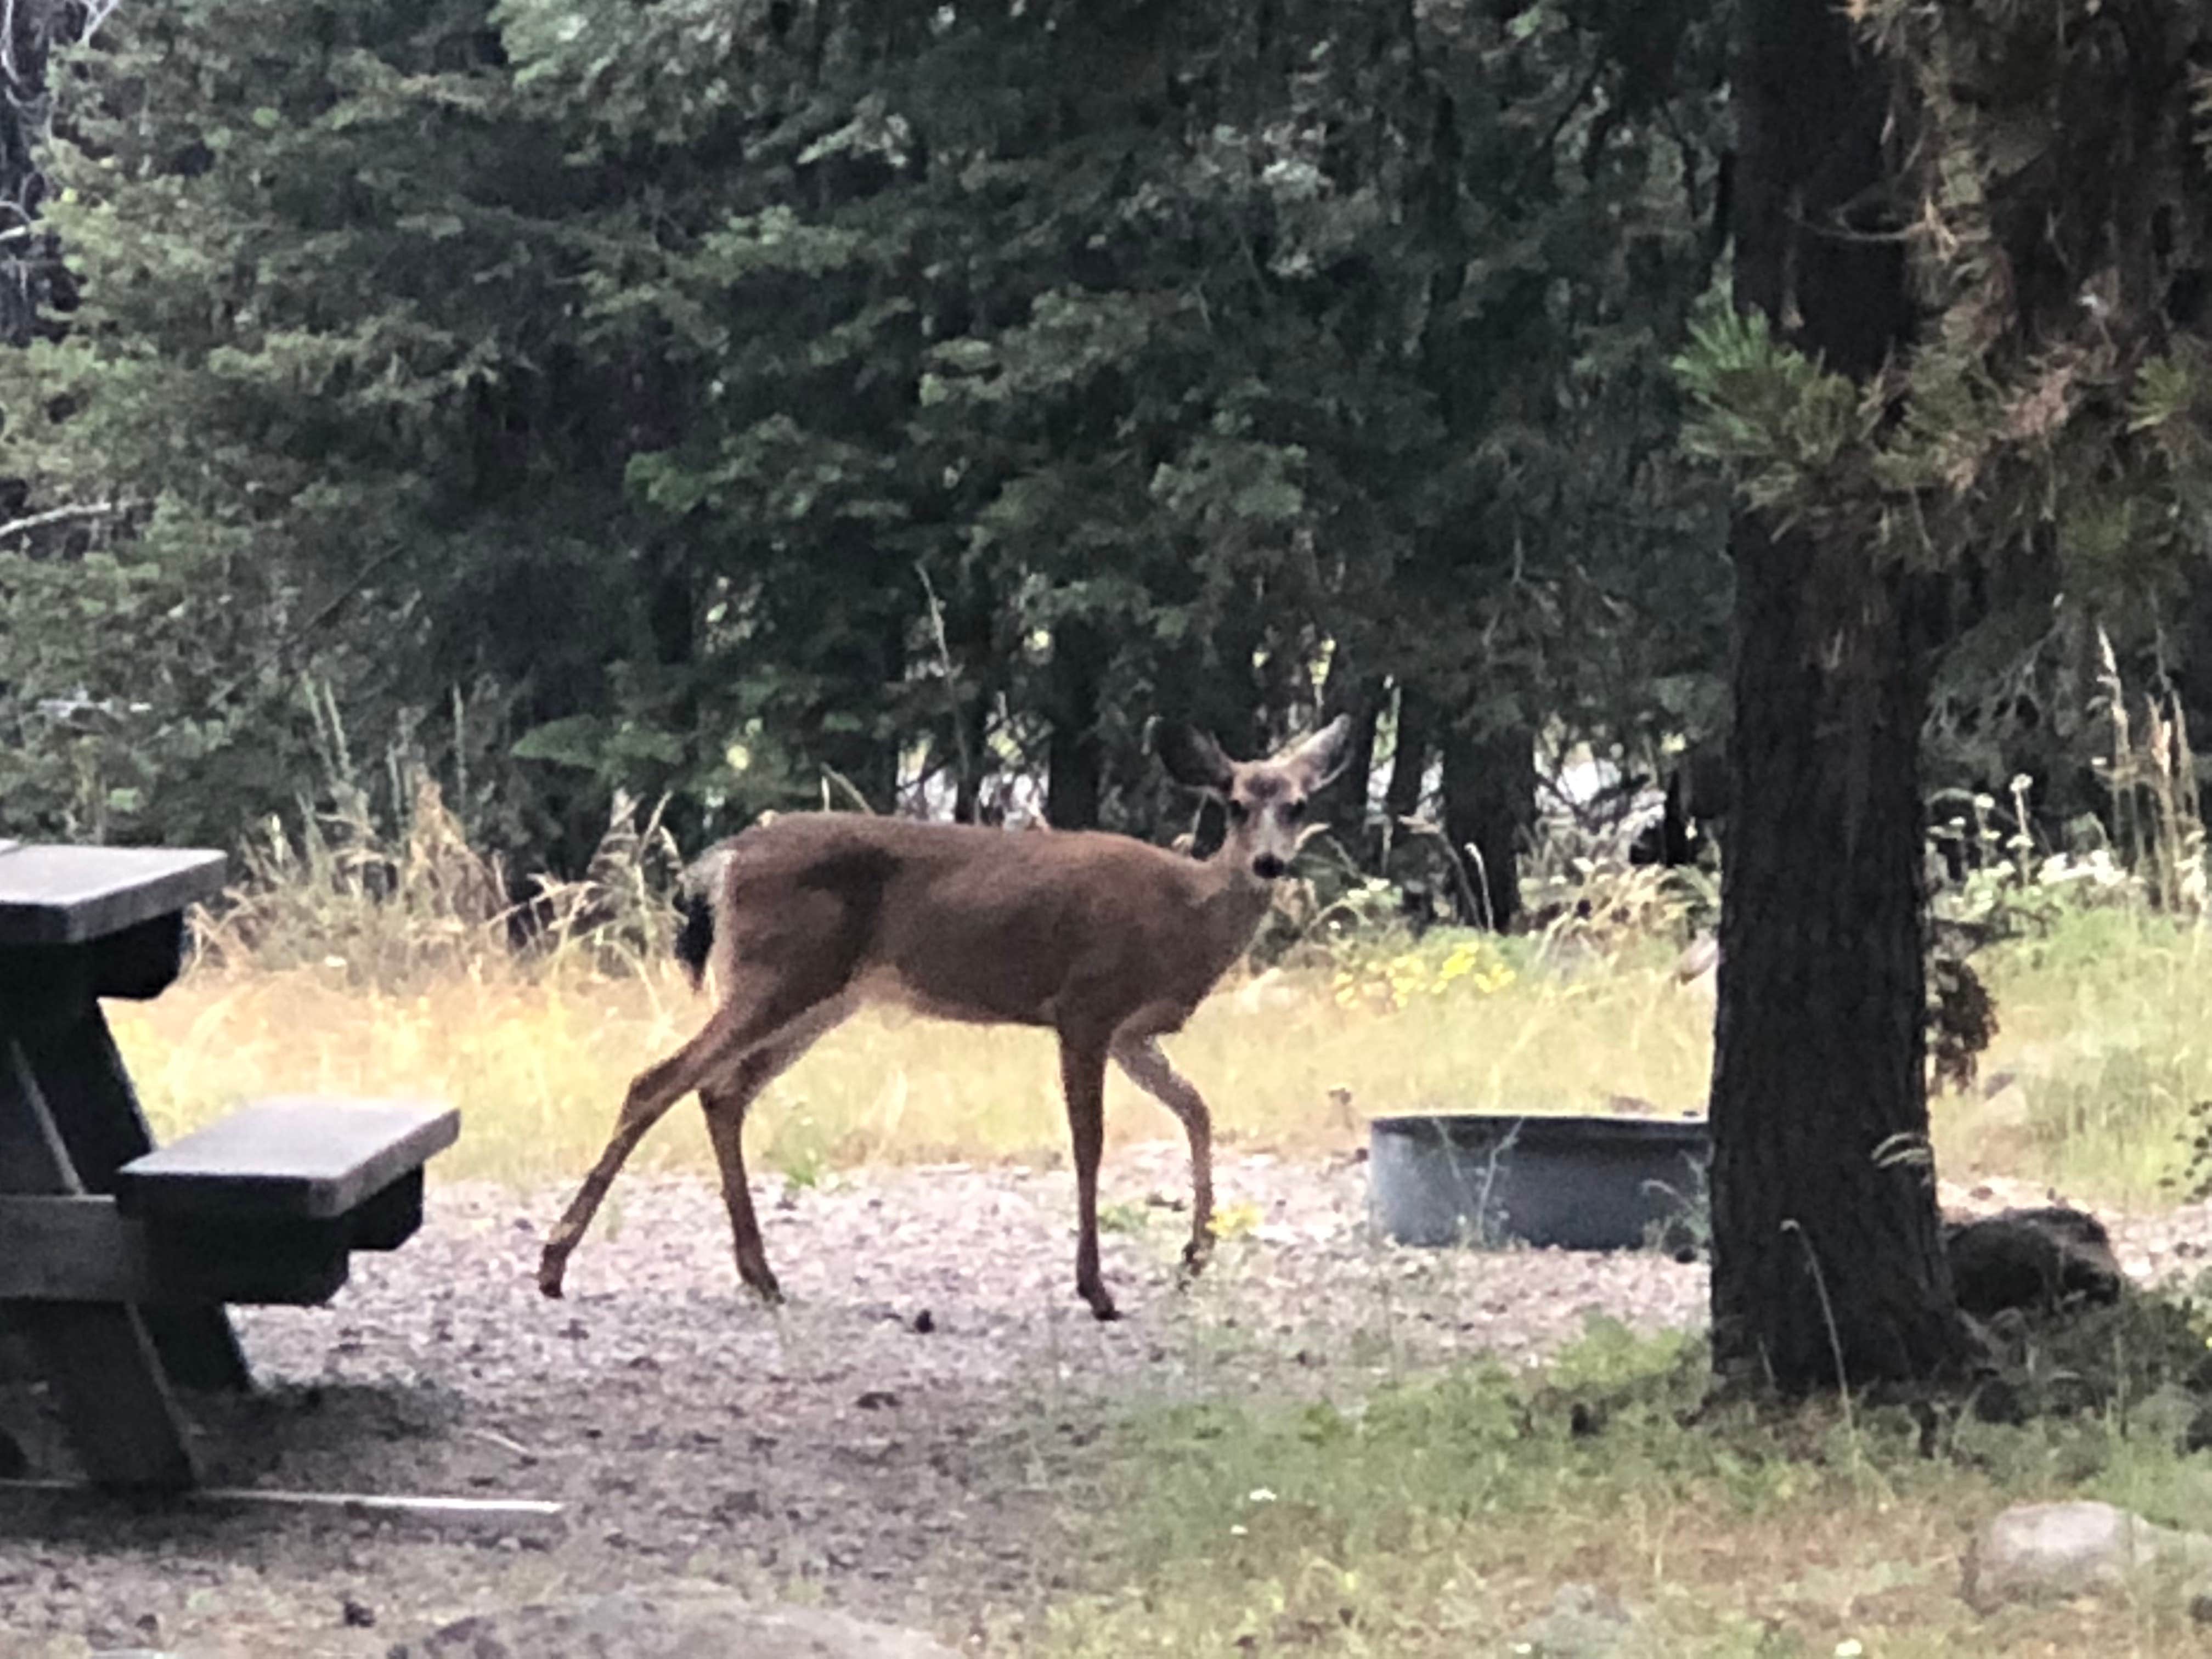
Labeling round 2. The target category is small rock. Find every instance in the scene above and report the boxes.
[413,1582,957,1657]
[343,1595,378,1628]
[912,1309,935,1334]
[1509,1582,1635,1657]
[855,1389,900,1411]
[1963,1500,2212,1611]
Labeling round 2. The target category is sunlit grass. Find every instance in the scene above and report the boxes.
[105,900,2212,1206]
[106,933,1719,1186]
[1932,909,2212,1206]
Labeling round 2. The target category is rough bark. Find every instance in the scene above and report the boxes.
[1441,721,1532,930]
[1045,619,1106,831]
[1317,653,1383,865]
[1660,742,1729,866]
[2,0,67,542]
[1707,0,1971,1390]
[1380,682,1434,864]
[944,575,996,825]
[1,0,59,349]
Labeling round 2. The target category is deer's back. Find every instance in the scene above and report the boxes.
[712,815,1248,1030]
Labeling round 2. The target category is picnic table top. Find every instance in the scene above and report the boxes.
[0,842,228,947]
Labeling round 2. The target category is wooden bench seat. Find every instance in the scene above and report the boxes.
[115,1097,457,1223]
[0,1098,459,1308]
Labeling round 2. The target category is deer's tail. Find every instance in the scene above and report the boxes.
[673,845,732,990]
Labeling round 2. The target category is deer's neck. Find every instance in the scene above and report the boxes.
[1191,854,1274,959]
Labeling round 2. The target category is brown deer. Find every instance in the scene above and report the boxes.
[537,715,1353,1321]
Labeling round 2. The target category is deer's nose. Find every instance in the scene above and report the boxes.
[1252,853,1287,880]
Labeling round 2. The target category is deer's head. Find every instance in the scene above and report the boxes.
[1158,716,1354,882]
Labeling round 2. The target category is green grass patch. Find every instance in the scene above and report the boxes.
[1934,909,2212,1204]
[1019,1317,2212,1657]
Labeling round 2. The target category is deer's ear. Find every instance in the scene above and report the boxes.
[1156,723,1236,795]
[1284,715,1354,791]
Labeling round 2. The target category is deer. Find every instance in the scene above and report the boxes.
[535,715,1353,1322]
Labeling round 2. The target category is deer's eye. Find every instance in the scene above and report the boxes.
[1227,800,1252,823]
[1284,798,1306,821]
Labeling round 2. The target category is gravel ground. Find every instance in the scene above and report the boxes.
[0,1148,2205,1657]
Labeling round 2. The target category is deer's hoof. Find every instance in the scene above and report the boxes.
[536,1236,575,1297]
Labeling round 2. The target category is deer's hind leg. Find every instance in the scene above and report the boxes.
[538,954,854,1299]
[1057,1028,1118,1321]
[698,997,851,1303]
[1112,1032,1215,1276]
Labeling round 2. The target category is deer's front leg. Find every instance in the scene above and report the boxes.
[1112,1034,1215,1276]
[1058,1031,1118,1321]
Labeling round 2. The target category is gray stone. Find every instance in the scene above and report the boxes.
[404,1582,956,1659]
[1508,1582,1636,1657]
[1963,1500,2212,1611]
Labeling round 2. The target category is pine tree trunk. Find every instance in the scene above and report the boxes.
[1708,0,1971,1390]
[1318,653,1382,866]
[945,574,996,825]
[1712,522,1968,1386]
[1381,682,1434,865]
[0,0,56,349]
[1441,722,1532,930]
[1046,619,1106,830]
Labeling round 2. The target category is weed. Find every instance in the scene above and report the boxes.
[1098,1200,1152,1235]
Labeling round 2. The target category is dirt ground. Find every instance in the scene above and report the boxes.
[0,1148,2202,1656]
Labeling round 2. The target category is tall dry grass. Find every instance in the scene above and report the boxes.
[101,735,2212,1207]
[109,791,1719,1187]
[111,940,1721,1189]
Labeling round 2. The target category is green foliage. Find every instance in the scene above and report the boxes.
[1680,0,2212,620]
[2,0,1731,881]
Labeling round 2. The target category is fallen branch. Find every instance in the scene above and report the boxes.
[0,1476,567,1533]
[0,500,137,544]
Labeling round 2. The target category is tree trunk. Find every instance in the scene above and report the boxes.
[2181,568,2212,833]
[1708,0,1971,1390]
[1317,651,1383,866]
[814,600,904,814]
[1046,618,1107,830]
[941,568,997,824]
[1380,681,1434,864]
[0,0,57,349]
[2,0,63,542]
[1661,741,1730,866]
[1441,721,1532,930]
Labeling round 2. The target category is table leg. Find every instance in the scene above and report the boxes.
[15,1005,252,1392]
[0,1039,196,1491]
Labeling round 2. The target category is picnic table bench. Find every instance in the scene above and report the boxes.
[0,841,459,1491]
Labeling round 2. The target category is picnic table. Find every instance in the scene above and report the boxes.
[0,841,459,1491]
